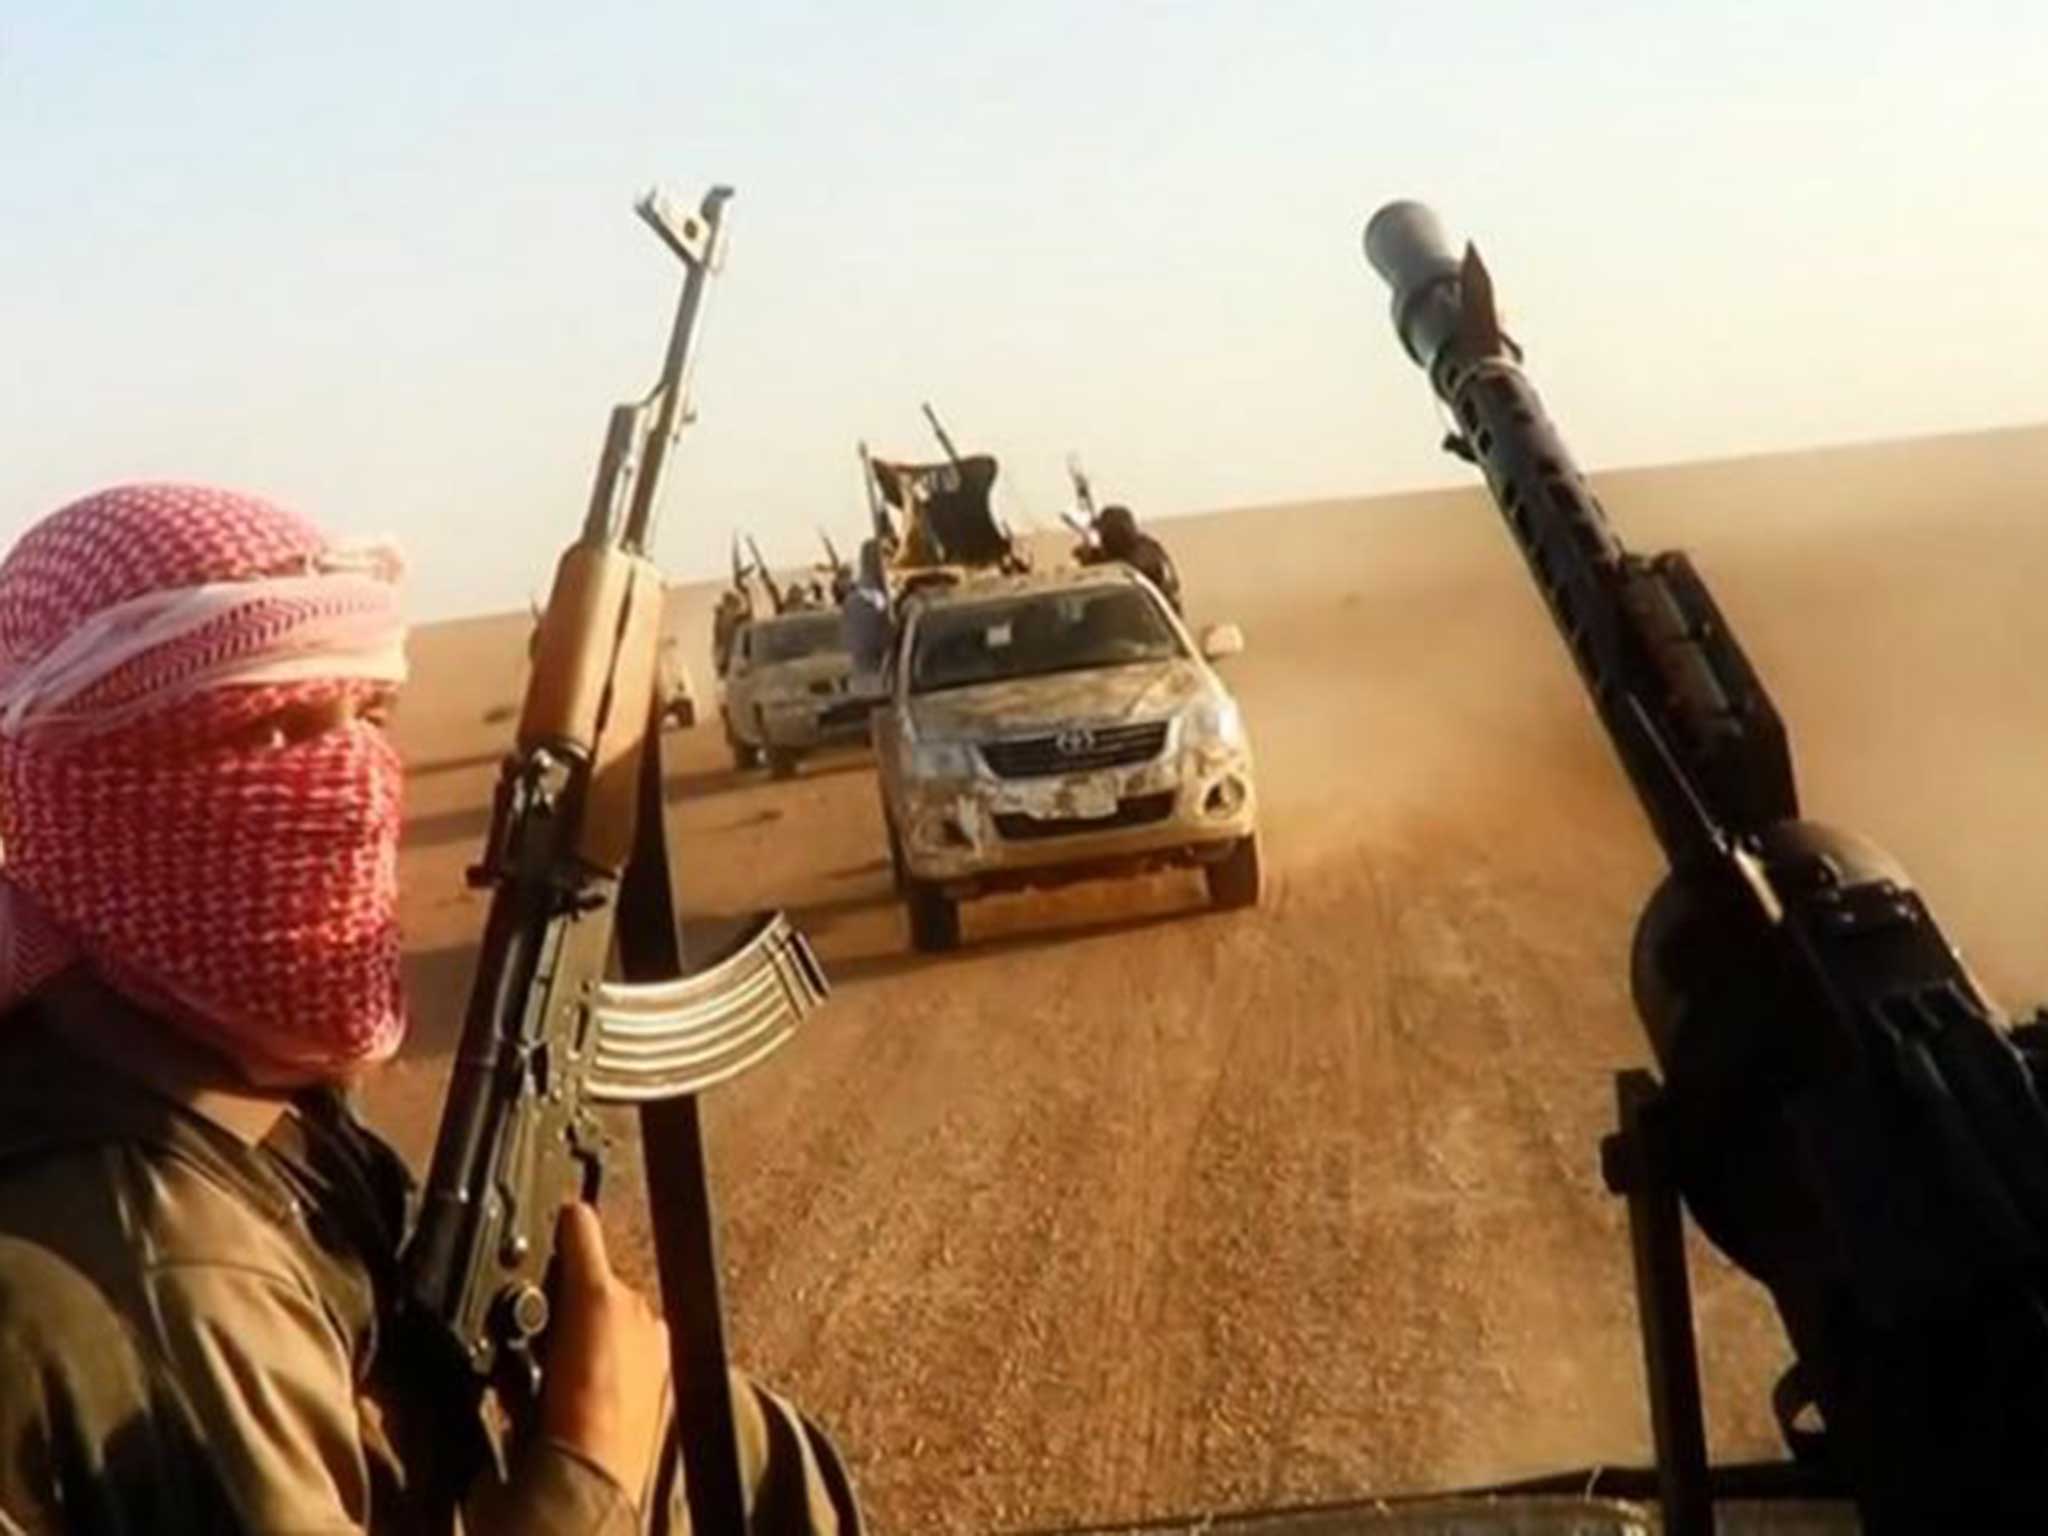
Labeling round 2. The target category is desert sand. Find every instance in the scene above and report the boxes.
[371,422,2048,1533]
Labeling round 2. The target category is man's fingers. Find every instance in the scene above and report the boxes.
[541,1201,676,1503]
[555,1201,611,1302]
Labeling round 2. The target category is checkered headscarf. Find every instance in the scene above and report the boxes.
[0,484,410,1084]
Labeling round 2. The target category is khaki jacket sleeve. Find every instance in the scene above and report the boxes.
[148,1264,637,1536]
[635,1372,861,1536]
[0,1236,243,1536]
[466,1440,636,1536]
[147,1261,377,1531]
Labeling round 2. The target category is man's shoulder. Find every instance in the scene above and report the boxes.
[0,1013,314,1273]
[0,1227,137,1355]
[0,1230,249,1536]
[0,1151,347,1525]
[0,1228,162,1480]
[0,1139,311,1301]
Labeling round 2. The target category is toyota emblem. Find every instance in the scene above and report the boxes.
[1054,728,1096,756]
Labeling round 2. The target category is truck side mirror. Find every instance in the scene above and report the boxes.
[1200,623,1246,662]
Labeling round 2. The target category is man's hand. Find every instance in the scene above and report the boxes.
[541,1202,671,1504]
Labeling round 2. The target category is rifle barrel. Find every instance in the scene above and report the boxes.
[621,187,734,550]
[921,401,963,465]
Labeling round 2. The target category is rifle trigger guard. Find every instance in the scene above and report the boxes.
[583,912,827,1104]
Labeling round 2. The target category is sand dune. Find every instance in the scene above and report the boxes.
[375,421,2048,1532]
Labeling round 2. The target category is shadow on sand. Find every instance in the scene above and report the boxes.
[680,886,897,951]
[405,748,508,779]
[826,857,890,882]
[663,752,868,797]
[396,889,1209,1059]
[400,743,876,851]
[820,902,1208,988]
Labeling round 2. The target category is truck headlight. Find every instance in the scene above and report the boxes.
[909,739,976,777]
[1181,698,1244,747]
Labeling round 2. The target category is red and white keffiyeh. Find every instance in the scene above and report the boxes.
[0,483,411,1085]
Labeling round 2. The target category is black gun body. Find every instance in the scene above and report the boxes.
[1369,209,2044,1241]
[1366,201,2048,1527]
[409,797,612,1385]
[1438,358,1795,870]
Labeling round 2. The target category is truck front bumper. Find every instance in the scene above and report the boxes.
[896,743,1257,894]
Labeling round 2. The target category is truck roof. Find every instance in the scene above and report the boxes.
[749,606,843,630]
[905,563,1141,613]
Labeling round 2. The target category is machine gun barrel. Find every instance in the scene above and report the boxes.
[1362,201,1469,381]
[1363,200,1795,868]
[1361,197,2048,1534]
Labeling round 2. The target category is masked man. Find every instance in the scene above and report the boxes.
[0,485,858,1535]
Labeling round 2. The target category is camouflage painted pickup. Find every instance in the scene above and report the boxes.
[719,608,872,777]
[873,564,1258,952]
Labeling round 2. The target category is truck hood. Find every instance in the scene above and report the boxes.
[908,658,1212,738]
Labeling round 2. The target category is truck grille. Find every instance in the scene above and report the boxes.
[979,721,1169,779]
[818,698,872,729]
[993,791,1177,842]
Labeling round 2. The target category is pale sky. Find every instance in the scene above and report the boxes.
[5,1,2045,619]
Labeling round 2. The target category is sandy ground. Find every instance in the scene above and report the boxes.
[369,422,2048,1533]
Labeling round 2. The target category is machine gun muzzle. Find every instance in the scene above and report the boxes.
[1364,199,1512,385]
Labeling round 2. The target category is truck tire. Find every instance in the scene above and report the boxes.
[724,711,761,770]
[1204,834,1263,910]
[767,747,800,780]
[906,880,961,953]
[885,815,909,894]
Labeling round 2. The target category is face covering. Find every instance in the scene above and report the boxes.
[0,483,410,1086]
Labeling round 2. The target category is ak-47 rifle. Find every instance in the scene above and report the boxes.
[745,534,786,614]
[1063,454,1101,553]
[1364,200,2048,1534]
[818,530,848,579]
[727,533,753,602]
[817,530,852,601]
[405,185,828,1536]
[920,400,963,466]
[857,441,897,554]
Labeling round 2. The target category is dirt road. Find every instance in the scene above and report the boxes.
[375,424,2048,1532]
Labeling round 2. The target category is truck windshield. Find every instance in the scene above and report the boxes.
[751,613,846,664]
[910,586,1183,693]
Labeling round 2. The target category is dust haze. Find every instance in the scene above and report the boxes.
[372,422,2048,1532]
